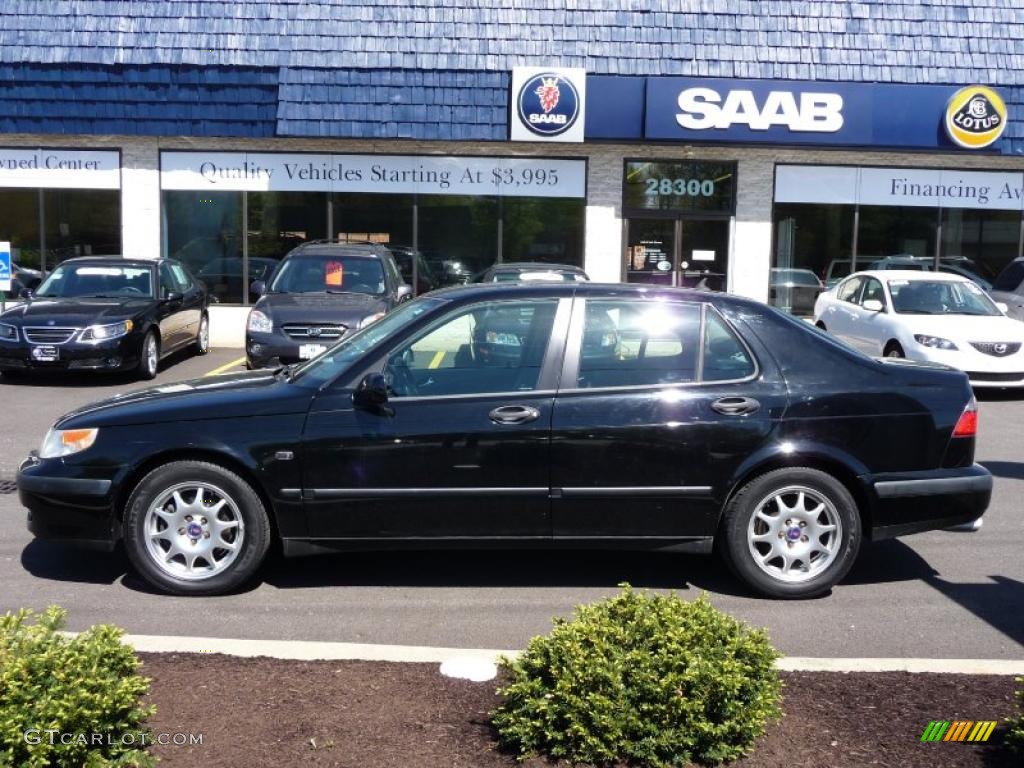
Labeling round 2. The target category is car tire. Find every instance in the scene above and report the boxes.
[137,331,159,380]
[123,460,271,596]
[193,313,210,356]
[883,341,904,358]
[720,467,862,599]
[815,321,827,331]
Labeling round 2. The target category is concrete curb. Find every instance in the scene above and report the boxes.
[116,634,1024,675]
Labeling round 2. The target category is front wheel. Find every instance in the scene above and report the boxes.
[137,331,159,380]
[720,467,861,599]
[123,460,271,595]
[884,341,905,358]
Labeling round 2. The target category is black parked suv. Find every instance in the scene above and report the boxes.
[246,242,411,369]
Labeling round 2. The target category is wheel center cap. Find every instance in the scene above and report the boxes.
[186,521,204,539]
[786,526,802,541]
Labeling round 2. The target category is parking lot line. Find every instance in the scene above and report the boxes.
[203,356,247,377]
[428,350,446,369]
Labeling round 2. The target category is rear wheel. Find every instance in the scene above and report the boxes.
[720,467,861,598]
[884,341,904,358]
[193,313,210,356]
[815,321,827,331]
[123,460,270,595]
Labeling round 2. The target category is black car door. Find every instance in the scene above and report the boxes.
[156,262,186,350]
[549,297,787,541]
[169,261,204,342]
[300,295,572,539]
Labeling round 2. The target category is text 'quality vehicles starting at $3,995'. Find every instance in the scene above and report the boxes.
[18,283,990,598]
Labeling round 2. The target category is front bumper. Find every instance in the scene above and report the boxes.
[0,335,139,372]
[246,331,335,369]
[909,347,1024,388]
[17,456,119,550]
[865,463,992,539]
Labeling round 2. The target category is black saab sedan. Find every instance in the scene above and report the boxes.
[0,257,209,380]
[18,283,991,598]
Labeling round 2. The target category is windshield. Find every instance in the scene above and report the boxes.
[268,254,386,295]
[888,279,1000,316]
[771,269,820,287]
[290,297,447,387]
[35,264,154,299]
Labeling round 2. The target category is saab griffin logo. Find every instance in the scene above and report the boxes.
[518,72,579,136]
[511,67,586,142]
[920,720,997,742]
[945,86,1007,149]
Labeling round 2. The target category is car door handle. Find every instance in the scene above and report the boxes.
[489,405,540,425]
[711,396,760,416]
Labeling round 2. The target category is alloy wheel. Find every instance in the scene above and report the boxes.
[143,482,245,580]
[145,335,158,376]
[746,484,843,583]
[198,316,210,352]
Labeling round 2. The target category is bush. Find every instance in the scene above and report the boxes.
[0,606,155,768]
[1008,677,1024,755]
[492,585,782,767]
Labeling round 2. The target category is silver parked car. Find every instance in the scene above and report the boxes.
[991,258,1024,322]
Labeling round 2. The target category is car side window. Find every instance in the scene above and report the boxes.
[859,278,885,307]
[158,264,178,298]
[576,300,701,388]
[993,261,1024,293]
[703,309,756,381]
[384,299,559,397]
[169,263,192,292]
[837,277,863,304]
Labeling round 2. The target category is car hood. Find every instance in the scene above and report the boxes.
[901,313,1024,342]
[257,292,388,328]
[57,369,314,428]
[0,297,151,326]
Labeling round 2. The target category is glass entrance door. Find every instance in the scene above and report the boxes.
[625,217,730,289]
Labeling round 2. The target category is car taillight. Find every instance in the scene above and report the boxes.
[953,396,978,438]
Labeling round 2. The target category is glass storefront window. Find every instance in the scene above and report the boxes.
[500,197,584,265]
[0,188,121,275]
[857,205,939,261]
[624,161,735,214]
[332,192,414,247]
[247,191,328,279]
[162,191,244,303]
[940,208,1019,283]
[417,195,499,282]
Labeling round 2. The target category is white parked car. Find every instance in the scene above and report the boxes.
[813,270,1024,387]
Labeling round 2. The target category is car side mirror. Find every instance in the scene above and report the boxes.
[353,372,393,415]
[396,284,413,301]
[995,301,1009,314]
[250,280,266,298]
[862,299,884,313]
[165,291,183,303]
[21,288,33,300]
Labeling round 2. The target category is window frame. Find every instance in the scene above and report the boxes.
[361,296,574,402]
[558,298,759,394]
[857,276,887,310]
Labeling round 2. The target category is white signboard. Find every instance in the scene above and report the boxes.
[160,152,587,199]
[775,164,1024,211]
[510,67,587,143]
[0,149,120,189]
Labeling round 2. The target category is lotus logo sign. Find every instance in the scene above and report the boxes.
[510,67,586,143]
[945,86,1007,149]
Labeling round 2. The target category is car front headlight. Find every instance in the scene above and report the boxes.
[80,319,133,342]
[0,322,17,341]
[358,312,386,329]
[39,427,99,458]
[247,309,273,333]
[914,334,958,351]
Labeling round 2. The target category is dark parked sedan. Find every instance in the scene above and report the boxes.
[0,257,209,379]
[18,283,990,597]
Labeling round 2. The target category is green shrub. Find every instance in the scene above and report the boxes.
[0,606,155,768]
[492,585,782,767]
[1008,677,1024,755]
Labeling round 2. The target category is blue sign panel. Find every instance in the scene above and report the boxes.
[585,76,1006,152]
[0,243,11,291]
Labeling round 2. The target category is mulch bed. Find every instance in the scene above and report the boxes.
[139,653,1020,768]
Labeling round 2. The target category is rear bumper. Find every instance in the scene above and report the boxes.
[865,464,992,540]
[17,457,119,550]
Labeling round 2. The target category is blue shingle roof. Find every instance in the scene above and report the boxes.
[2,0,1023,85]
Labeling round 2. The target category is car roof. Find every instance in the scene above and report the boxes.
[851,269,965,282]
[490,262,584,271]
[287,241,390,259]
[54,256,156,268]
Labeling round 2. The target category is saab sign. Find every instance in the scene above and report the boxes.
[511,67,586,143]
[675,88,843,133]
[604,77,1012,151]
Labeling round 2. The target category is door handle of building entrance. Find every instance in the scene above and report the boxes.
[489,405,540,425]
[711,396,760,416]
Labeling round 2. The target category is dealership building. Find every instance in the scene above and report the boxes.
[1,1,1023,342]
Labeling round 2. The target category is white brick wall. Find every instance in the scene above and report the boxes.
[2,132,1023,344]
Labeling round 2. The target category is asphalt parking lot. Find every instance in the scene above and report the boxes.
[0,352,1021,660]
